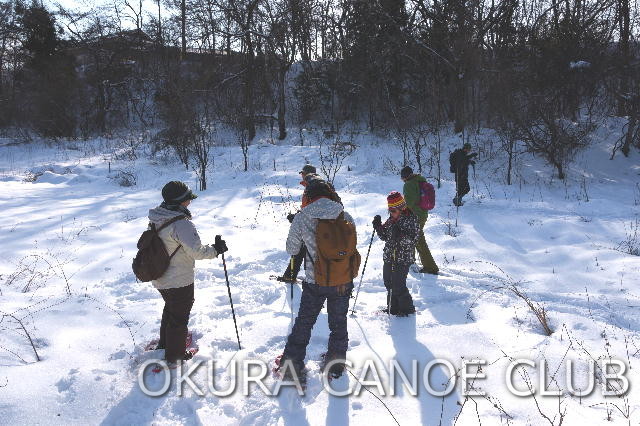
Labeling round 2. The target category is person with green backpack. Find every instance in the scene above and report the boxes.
[400,166,439,275]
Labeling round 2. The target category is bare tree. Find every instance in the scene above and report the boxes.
[516,102,595,180]
[262,0,298,140]
[318,126,355,185]
[192,111,216,190]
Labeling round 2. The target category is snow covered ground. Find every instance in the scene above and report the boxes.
[1,126,639,425]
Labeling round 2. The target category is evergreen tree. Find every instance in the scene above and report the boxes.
[16,1,78,137]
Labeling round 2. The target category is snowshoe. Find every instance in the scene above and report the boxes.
[151,347,199,373]
[452,197,464,206]
[320,353,345,380]
[145,331,193,352]
[272,355,307,387]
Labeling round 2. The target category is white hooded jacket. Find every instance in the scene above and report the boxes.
[148,206,218,289]
[286,197,355,284]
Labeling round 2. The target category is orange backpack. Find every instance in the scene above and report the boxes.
[314,212,361,286]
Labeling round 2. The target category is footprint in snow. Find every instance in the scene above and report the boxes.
[55,369,79,402]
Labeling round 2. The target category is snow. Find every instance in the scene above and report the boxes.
[0,126,639,425]
[569,61,591,69]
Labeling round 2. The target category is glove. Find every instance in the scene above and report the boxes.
[470,160,476,166]
[214,235,228,254]
[287,212,296,223]
[372,215,382,228]
[469,152,478,158]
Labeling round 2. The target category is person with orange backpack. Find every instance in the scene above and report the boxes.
[277,165,342,283]
[400,166,439,275]
[372,192,419,316]
[275,180,359,384]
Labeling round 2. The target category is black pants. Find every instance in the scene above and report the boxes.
[282,244,306,281]
[455,173,470,200]
[282,281,353,371]
[383,262,415,315]
[158,283,194,363]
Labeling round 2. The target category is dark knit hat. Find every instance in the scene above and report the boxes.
[162,181,197,204]
[400,166,413,179]
[387,191,407,211]
[299,164,316,175]
[463,143,472,150]
[305,177,333,200]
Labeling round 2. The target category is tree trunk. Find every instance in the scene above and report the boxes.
[200,167,206,190]
[157,0,162,44]
[621,114,637,157]
[555,161,565,180]
[96,82,107,133]
[617,0,630,116]
[453,72,465,134]
[181,0,187,57]
[277,67,287,140]
[506,139,513,185]
[244,34,256,141]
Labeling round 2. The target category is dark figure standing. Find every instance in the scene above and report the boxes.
[400,166,439,275]
[148,181,228,366]
[372,192,418,316]
[450,143,477,206]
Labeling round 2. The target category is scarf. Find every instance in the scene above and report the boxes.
[160,201,193,220]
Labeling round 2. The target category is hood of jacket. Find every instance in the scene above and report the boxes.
[301,197,344,220]
[148,205,186,225]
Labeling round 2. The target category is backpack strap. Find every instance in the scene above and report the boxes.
[156,215,186,258]
[156,215,186,233]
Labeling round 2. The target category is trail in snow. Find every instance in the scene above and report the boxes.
[0,128,639,425]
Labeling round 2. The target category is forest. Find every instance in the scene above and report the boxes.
[0,0,638,180]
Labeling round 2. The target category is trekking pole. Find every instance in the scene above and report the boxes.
[350,229,376,315]
[455,169,460,227]
[289,257,294,318]
[389,249,396,317]
[221,250,242,350]
[472,163,477,199]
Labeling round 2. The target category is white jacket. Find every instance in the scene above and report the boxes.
[286,198,355,284]
[148,206,218,289]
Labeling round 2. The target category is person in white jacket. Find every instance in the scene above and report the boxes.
[277,181,355,382]
[148,181,227,364]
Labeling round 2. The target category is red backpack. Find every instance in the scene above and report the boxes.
[418,181,435,210]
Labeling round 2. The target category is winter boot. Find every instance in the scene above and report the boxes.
[321,353,346,379]
[274,355,307,386]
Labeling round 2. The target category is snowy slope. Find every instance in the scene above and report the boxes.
[0,128,639,425]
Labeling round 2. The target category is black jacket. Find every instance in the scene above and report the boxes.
[374,210,420,265]
[451,149,477,178]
